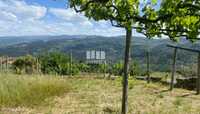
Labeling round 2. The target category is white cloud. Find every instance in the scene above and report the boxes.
[0,0,126,36]
[0,11,18,22]
[49,8,93,27]
[0,0,47,21]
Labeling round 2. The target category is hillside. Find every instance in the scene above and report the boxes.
[0,35,199,72]
[0,35,169,57]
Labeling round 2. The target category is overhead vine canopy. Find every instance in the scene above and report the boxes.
[70,0,200,40]
[139,0,200,40]
[70,0,158,28]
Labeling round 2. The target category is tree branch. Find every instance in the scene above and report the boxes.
[71,0,200,40]
[177,2,200,10]
[71,0,95,12]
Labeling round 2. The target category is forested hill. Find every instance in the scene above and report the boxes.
[0,35,199,71]
[0,35,170,57]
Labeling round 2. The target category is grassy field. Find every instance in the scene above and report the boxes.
[0,74,200,114]
[0,73,71,108]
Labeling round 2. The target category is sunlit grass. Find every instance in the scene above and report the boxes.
[1,73,200,114]
[0,73,71,108]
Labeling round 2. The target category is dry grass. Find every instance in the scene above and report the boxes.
[1,75,200,114]
[0,73,71,108]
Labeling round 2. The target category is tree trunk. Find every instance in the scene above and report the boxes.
[121,28,132,114]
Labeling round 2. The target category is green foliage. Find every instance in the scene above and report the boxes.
[111,61,123,76]
[129,61,143,76]
[84,63,108,73]
[12,55,38,74]
[71,0,200,40]
[144,0,200,40]
[110,61,143,76]
[76,62,90,72]
[70,0,157,29]
[39,52,79,75]
[70,0,200,41]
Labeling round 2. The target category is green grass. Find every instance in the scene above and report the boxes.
[0,73,71,108]
[1,74,200,114]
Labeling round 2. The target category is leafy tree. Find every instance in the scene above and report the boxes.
[69,0,200,113]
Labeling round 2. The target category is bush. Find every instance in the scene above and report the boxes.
[39,52,79,75]
[110,61,142,76]
[85,63,108,73]
[111,61,123,76]
[76,63,89,72]
[12,55,38,74]
[129,61,144,76]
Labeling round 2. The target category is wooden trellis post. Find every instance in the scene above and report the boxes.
[167,44,200,94]
[0,57,2,72]
[146,51,150,83]
[70,50,73,76]
[1,57,3,71]
[197,53,200,94]
[104,60,106,77]
[170,48,177,91]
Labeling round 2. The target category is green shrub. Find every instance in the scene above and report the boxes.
[129,61,143,76]
[111,61,123,76]
[76,63,90,72]
[110,61,142,76]
[39,52,79,75]
[12,55,38,74]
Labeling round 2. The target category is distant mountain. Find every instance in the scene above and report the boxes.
[0,35,169,57]
[0,35,199,72]
[0,35,89,47]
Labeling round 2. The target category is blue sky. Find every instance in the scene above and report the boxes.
[25,0,68,8]
[0,0,154,37]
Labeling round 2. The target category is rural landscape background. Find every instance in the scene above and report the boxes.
[0,35,199,73]
[0,35,200,114]
[1,0,200,114]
